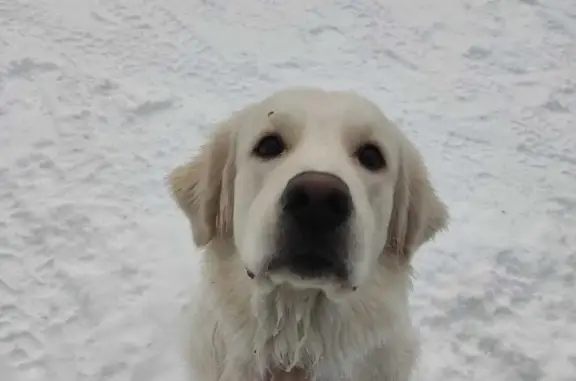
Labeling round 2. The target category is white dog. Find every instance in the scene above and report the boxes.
[169,87,448,381]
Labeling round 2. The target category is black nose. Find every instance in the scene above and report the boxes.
[281,171,352,230]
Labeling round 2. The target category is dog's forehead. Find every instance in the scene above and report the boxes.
[263,88,383,127]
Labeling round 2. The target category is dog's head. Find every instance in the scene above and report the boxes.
[170,87,448,296]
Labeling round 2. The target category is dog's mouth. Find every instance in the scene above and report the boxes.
[266,251,347,280]
[245,249,358,297]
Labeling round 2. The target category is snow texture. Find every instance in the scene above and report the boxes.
[1,0,575,380]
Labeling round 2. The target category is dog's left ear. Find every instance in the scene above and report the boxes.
[385,138,449,263]
[169,121,236,248]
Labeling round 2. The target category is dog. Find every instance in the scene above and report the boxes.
[169,87,448,381]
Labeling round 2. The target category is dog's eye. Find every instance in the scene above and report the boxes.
[252,133,286,159]
[356,143,386,171]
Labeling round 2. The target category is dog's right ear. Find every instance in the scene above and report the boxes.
[169,122,236,248]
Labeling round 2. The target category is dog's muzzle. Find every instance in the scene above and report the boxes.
[269,171,352,280]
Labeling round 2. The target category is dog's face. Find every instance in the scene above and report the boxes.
[170,88,448,296]
[232,90,403,293]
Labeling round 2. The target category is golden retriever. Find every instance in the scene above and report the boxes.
[169,87,449,381]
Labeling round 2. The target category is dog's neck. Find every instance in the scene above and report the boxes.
[250,285,328,377]
[250,281,402,381]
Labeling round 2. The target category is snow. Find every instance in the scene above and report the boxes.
[0,0,575,380]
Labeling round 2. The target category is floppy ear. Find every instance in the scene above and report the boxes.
[169,122,236,247]
[385,139,449,263]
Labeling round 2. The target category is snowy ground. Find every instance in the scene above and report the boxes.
[1,0,575,380]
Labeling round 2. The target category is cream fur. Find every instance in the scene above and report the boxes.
[169,87,449,381]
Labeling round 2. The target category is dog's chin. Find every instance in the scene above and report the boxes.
[251,265,357,302]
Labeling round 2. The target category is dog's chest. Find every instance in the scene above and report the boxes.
[251,290,351,380]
